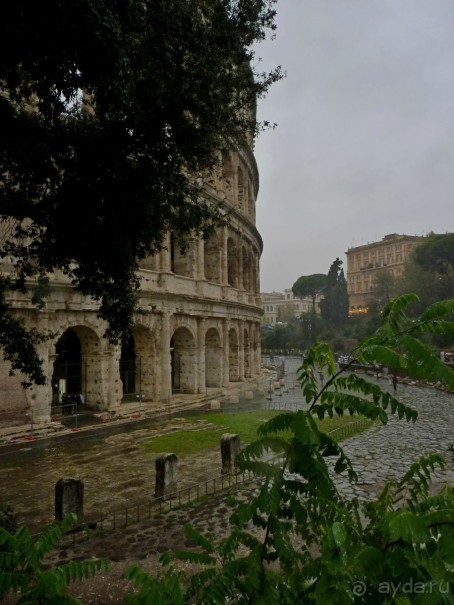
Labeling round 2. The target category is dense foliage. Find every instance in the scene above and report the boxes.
[0,0,281,382]
[0,512,108,603]
[127,294,454,604]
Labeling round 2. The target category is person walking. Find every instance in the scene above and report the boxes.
[391,374,398,392]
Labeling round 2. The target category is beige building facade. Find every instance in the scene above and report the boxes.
[0,146,264,427]
[261,289,321,325]
[346,233,425,312]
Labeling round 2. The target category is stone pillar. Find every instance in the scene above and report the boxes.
[253,323,261,375]
[238,321,245,381]
[55,477,84,523]
[155,453,178,498]
[197,318,206,393]
[25,342,52,424]
[220,433,241,474]
[196,237,205,281]
[160,233,171,273]
[221,226,228,285]
[238,235,244,290]
[100,346,122,413]
[222,320,230,387]
[160,313,172,402]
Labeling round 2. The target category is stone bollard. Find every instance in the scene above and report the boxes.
[210,400,221,410]
[220,433,241,474]
[55,477,84,524]
[155,453,178,499]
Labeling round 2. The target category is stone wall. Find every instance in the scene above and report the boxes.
[0,149,263,427]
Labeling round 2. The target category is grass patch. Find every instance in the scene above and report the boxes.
[140,410,372,458]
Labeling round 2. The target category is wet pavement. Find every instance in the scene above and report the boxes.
[1,359,453,605]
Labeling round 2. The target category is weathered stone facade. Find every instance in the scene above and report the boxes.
[0,146,263,426]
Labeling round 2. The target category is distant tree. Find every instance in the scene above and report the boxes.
[292,273,327,313]
[0,0,281,384]
[319,258,349,325]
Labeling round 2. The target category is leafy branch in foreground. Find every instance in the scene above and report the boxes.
[126,295,454,604]
[0,513,108,604]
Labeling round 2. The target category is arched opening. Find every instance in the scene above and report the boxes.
[120,334,136,399]
[227,237,238,288]
[171,234,195,278]
[228,328,239,382]
[52,329,82,412]
[171,327,196,394]
[205,328,222,387]
[204,232,221,283]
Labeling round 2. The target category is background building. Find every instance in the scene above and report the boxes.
[261,289,321,325]
[345,233,425,313]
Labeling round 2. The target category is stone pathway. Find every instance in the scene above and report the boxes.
[2,374,453,605]
[330,380,454,501]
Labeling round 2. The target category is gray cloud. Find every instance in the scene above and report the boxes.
[253,0,454,291]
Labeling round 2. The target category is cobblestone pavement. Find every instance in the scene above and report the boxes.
[330,380,454,501]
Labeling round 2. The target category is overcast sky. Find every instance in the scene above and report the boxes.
[253,0,454,293]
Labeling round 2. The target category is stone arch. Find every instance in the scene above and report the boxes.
[51,325,102,411]
[227,237,238,288]
[171,326,197,394]
[170,234,195,278]
[205,327,222,387]
[228,328,239,382]
[204,231,221,283]
[243,328,251,378]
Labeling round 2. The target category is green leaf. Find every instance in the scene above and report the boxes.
[387,511,430,543]
[331,522,347,548]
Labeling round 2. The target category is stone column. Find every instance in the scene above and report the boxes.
[25,341,52,424]
[160,313,172,402]
[100,346,122,413]
[238,320,245,381]
[196,237,205,281]
[238,234,244,290]
[160,233,171,273]
[221,226,228,285]
[197,318,206,393]
[253,323,261,375]
[154,453,178,498]
[222,320,230,387]
[55,477,84,523]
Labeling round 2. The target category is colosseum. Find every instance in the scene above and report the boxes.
[0,145,264,428]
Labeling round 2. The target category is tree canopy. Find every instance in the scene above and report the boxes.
[292,273,327,312]
[0,0,281,383]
